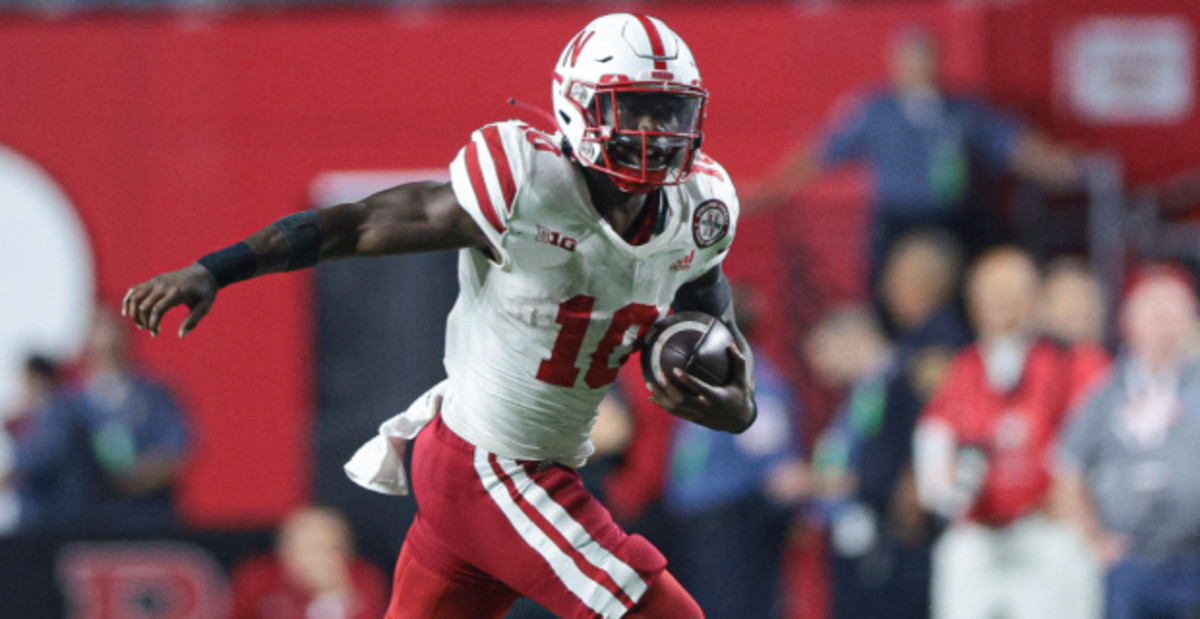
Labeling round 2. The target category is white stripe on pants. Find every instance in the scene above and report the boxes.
[472,448,646,618]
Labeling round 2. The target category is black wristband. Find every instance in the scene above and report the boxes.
[197,242,257,288]
[275,210,323,271]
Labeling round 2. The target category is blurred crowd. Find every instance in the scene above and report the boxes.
[0,308,390,617]
[814,241,1200,619]
[0,307,190,537]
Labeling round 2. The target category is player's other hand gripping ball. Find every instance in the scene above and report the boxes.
[640,312,735,395]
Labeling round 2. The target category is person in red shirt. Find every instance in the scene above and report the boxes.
[914,247,1105,619]
[231,506,388,619]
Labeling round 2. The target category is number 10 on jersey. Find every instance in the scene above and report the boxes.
[536,294,660,389]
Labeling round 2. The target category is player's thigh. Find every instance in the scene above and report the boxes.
[408,417,676,618]
[464,451,669,619]
[387,540,517,619]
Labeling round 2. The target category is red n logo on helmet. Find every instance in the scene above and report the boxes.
[566,31,595,68]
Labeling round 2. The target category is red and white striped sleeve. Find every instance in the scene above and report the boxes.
[449,122,524,265]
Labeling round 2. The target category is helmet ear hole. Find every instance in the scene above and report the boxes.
[692,136,703,150]
[559,110,572,125]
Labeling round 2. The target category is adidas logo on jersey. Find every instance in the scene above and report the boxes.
[536,225,577,252]
[670,250,695,271]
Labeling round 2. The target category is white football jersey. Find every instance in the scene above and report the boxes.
[441,120,738,466]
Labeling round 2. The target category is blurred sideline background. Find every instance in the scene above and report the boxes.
[2,0,1200,617]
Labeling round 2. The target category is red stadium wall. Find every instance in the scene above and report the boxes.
[1,0,1197,527]
[986,0,1200,186]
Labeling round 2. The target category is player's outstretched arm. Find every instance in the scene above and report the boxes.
[648,266,758,433]
[123,182,487,338]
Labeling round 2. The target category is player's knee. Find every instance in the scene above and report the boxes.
[628,571,704,618]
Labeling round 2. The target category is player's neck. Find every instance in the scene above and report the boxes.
[582,167,650,233]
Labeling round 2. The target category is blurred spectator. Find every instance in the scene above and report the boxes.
[805,305,892,506]
[1039,257,1112,403]
[805,307,903,619]
[661,284,808,619]
[13,306,190,534]
[1057,266,1200,619]
[879,228,967,341]
[914,247,1103,619]
[754,25,1078,288]
[232,506,388,619]
[0,354,63,534]
[810,231,970,619]
[1039,257,1107,347]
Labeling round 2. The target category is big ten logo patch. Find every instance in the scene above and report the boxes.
[57,542,231,619]
[536,225,577,252]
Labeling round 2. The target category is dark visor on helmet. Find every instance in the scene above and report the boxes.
[594,91,703,134]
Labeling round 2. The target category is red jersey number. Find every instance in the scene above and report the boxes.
[536,295,659,389]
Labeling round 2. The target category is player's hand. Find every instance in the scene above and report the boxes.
[122,264,218,338]
[646,343,755,433]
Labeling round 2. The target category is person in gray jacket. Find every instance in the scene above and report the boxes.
[1057,264,1200,619]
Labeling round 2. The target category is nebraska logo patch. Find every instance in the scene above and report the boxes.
[692,200,729,248]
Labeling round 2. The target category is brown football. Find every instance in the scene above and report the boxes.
[640,311,734,395]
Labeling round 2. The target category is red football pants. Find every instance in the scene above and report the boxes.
[386,542,703,618]
[384,416,702,618]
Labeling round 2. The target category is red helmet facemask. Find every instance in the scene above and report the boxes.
[573,83,708,194]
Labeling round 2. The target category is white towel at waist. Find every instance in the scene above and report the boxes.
[343,379,447,495]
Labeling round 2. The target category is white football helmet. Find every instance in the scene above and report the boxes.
[552,14,708,194]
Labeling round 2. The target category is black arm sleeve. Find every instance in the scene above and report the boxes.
[275,210,323,270]
[672,266,733,318]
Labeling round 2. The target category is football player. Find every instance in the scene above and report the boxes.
[124,13,755,618]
